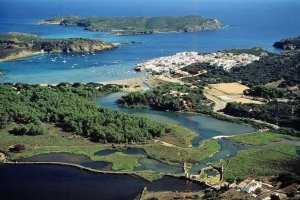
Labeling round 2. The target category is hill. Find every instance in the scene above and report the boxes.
[273,36,300,50]
[0,32,115,61]
[37,16,223,35]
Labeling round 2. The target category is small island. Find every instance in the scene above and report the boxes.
[0,32,116,61]
[273,36,300,50]
[37,15,223,35]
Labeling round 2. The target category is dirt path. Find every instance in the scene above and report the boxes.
[204,89,227,112]
[153,139,179,148]
[204,87,280,129]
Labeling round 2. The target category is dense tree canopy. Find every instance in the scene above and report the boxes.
[0,83,173,143]
[117,83,212,113]
[244,85,288,99]
[223,101,300,131]
[184,50,300,87]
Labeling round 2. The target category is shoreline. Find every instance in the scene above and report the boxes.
[37,76,277,130]
[3,74,279,130]
[0,51,43,62]
[2,161,211,188]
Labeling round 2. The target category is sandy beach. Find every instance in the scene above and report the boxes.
[98,77,148,92]
[0,51,43,62]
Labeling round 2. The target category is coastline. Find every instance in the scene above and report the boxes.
[98,77,149,92]
[2,161,212,188]
[0,51,43,62]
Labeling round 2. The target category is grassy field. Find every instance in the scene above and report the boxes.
[158,125,197,148]
[93,152,144,171]
[229,131,300,146]
[223,145,300,181]
[135,171,163,182]
[2,122,300,184]
[144,139,221,165]
[0,124,98,156]
[0,122,221,177]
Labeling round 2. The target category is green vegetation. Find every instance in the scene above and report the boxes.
[10,122,47,136]
[95,152,144,171]
[275,173,300,188]
[244,85,288,99]
[158,125,196,148]
[0,83,185,143]
[182,62,211,75]
[224,100,300,132]
[180,49,300,132]
[40,16,223,34]
[0,123,99,159]
[135,171,163,182]
[219,47,272,56]
[0,32,114,60]
[117,83,212,114]
[230,131,299,146]
[116,82,275,130]
[144,139,221,165]
[273,36,300,50]
[184,50,300,87]
[223,145,300,181]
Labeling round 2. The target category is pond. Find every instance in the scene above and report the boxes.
[0,164,204,200]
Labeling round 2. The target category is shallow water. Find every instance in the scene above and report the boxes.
[0,164,204,200]
[136,158,182,174]
[96,92,255,147]
[1,0,300,83]
[189,139,249,174]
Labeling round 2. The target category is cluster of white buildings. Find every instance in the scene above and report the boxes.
[135,51,260,75]
[234,179,280,200]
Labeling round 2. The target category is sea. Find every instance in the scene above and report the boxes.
[0,0,300,84]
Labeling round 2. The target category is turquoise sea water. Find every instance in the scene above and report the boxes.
[1,0,300,83]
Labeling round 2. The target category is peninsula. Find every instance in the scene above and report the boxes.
[37,16,223,35]
[0,32,116,61]
[273,36,300,50]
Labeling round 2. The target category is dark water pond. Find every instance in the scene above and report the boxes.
[0,164,204,200]
[19,152,182,174]
[19,153,111,171]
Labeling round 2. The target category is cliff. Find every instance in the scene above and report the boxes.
[0,32,116,61]
[37,16,223,35]
[273,36,300,50]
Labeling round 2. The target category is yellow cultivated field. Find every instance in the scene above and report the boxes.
[204,82,264,111]
[208,82,249,95]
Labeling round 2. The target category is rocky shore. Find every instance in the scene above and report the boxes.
[273,36,300,50]
[37,16,223,35]
[0,32,116,61]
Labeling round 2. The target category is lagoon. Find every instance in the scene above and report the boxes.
[96,92,255,146]
[0,164,204,200]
